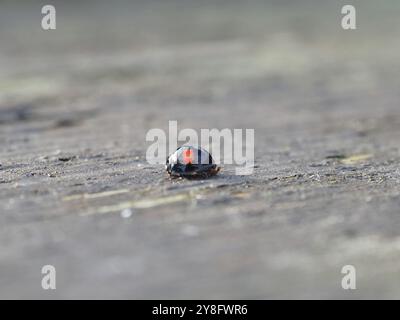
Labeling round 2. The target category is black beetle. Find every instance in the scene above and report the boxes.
[166,146,220,178]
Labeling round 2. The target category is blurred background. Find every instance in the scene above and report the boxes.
[1,0,400,299]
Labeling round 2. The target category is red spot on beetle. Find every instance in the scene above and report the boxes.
[183,149,193,164]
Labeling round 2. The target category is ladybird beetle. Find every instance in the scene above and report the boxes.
[166,146,220,178]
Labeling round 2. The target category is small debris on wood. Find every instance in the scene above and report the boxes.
[54,118,80,128]
[120,208,133,218]
[58,155,76,162]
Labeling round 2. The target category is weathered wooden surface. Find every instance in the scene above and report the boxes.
[1,0,400,298]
